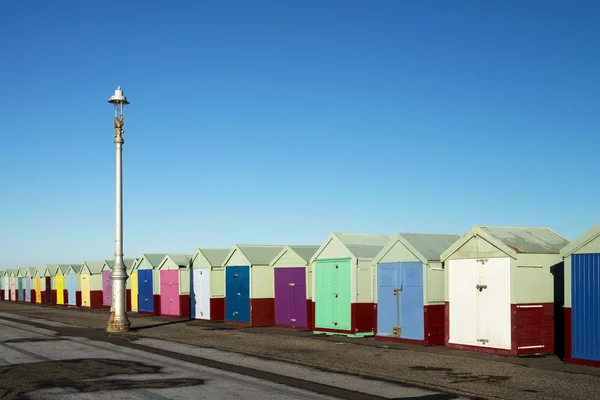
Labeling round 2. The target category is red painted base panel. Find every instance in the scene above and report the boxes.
[126,289,131,312]
[445,302,555,356]
[89,291,104,309]
[153,294,161,316]
[223,298,275,327]
[30,290,35,303]
[41,292,46,305]
[374,304,445,346]
[311,302,376,336]
[194,298,225,321]
[51,290,56,305]
[0,290,4,301]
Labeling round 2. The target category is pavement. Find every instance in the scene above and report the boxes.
[1,302,599,400]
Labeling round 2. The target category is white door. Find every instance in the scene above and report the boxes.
[193,269,211,320]
[477,257,511,349]
[448,259,481,346]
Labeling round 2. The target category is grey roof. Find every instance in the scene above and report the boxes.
[400,233,461,261]
[105,258,137,269]
[288,246,320,263]
[83,261,105,274]
[143,254,168,267]
[58,264,71,274]
[167,254,192,267]
[237,245,286,265]
[70,265,82,274]
[335,233,392,259]
[36,266,48,277]
[480,226,569,254]
[197,249,230,267]
[27,267,37,276]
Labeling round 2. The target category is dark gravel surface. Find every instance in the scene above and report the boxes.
[1,302,599,400]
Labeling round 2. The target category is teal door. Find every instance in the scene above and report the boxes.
[315,259,351,331]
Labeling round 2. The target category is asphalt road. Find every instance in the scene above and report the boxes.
[0,315,462,400]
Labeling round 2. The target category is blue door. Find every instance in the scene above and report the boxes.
[25,277,31,302]
[68,275,77,306]
[18,278,23,301]
[226,266,250,323]
[377,262,424,340]
[138,270,154,313]
[572,254,600,361]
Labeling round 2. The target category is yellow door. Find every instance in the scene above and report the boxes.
[131,271,138,311]
[56,275,64,304]
[81,274,91,307]
[35,278,41,303]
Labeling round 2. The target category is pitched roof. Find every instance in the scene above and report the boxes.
[398,233,461,262]
[82,261,105,274]
[105,258,137,269]
[195,248,230,267]
[560,222,600,258]
[336,232,392,259]
[143,254,167,267]
[36,266,48,277]
[58,264,71,274]
[288,245,321,263]
[236,245,286,265]
[70,264,83,274]
[479,226,569,254]
[27,267,37,276]
[167,254,192,267]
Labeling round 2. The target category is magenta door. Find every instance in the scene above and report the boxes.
[160,270,180,316]
[102,270,112,306]
[274,268,307,328]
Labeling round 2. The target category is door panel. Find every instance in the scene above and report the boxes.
[315,259,351,330]
[81,274,91,307]
[290,268,307,328]
[400,262,424,340]
[45,277,51,304]
[478,257,511,349]
[226,266,250,323]
[25,277,31,302]
[102,271,111,306]
[193,269,211,320]
[160,270,179,316]
[131,271,138,311]
[35,278,41,303]
[170,274,180,316]
[376,263,401,336]
[274,268,292,326]
[572,254,600,361]
[68,275,76,306]
[138,270,154,312]
[3,277,8,300]
[448,259,480,346]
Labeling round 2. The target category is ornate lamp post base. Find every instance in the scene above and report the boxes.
[107,312,131,333]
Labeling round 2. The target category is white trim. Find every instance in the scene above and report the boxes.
[518,345,544,349]
[516,304,543,308]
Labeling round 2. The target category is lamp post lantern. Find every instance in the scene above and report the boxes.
[107,85,131,333]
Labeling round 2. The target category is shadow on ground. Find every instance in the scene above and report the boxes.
[0,358,205,399]
[129,318,192,331]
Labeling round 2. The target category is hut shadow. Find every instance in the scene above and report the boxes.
[0,358,205,399]
[390,395,461,400]
[551,262,565,360]
[130,318,192,332]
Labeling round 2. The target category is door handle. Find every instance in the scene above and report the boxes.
[290,318,296,323]
[237,292,241,296]
[289,283,295,287]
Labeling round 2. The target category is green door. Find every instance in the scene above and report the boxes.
[315,259,351,331]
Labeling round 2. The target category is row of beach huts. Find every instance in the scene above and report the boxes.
[2,224,600,367]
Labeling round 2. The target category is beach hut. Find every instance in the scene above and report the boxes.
[80,261,105,308]
[17,268,25,302]
[440,225,569,357]
[25,267,37,303]
[189,248,231,321]
[269,245,320,329]
[56,264,71,305]
[46,264,60,305]
[135,254,167,315]
[130,259,140,312]
[35,266,49,304]
[100,259,136,310]
[9,269,17,301]
[222,245,286,326]
[0,269,7,301]
[372,233,461,345]
[157,254,193,318]
[65,264,82,307]
[309,232,391,337]
[559,222,600,367]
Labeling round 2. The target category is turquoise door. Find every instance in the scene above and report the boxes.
[17,278,23,301]
[225,266,250,323]
[377,262,424,340]
[314,259,351,331]
[67,275,77,306]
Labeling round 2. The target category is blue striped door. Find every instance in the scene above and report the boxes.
[226,266,250,323]
[138,270,154,313]
[68,275,77,306]
[377,262,424,340]
[572,254,600,361]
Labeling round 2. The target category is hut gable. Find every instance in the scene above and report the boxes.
[222,245,286,267]
[310,232,391,263]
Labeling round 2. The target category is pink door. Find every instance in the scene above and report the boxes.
[10,277,16,301]
[102,270,112,306]
[160,270,179,316]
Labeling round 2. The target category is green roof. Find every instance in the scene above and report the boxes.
[166,254,192,267]
[288,245,320,263]
[236,245,286,265]
[105,258,137,269]
[82,261,105,274]
[398,233,461,261]
[336,232,392,259]
[196,249,230,267]
[143,254,168,267]
[479,226,569,254]
[27,267,38,276]
[560,222,600,258]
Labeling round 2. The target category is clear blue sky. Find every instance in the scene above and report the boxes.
[1,0,599,268]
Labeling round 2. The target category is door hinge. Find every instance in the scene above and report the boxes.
[477,338,489,345]
[476,258,488,265]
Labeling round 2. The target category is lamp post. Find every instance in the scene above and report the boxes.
[106,86,131,333]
